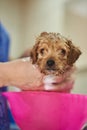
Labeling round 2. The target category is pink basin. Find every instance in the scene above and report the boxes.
[3,91,87,130]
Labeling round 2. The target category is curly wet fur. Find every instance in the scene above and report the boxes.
[29,32,81,76]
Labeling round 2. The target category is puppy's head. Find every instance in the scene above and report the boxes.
[30,32,81,75]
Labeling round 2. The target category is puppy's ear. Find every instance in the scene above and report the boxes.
[30,42,39,64]
[67,40,81,65]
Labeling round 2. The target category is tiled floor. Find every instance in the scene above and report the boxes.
[72,70,87,95]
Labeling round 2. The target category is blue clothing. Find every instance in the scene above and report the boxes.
[0,23,19,130]
[0,22,10,91]
[0,93,9,130]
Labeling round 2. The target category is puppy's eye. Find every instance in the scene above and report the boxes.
[60,49,66,56]
[40,48,45,55]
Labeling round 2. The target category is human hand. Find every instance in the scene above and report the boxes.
[16,61,74,93]
[24,66,75,92]
[0,59,44,90]
[42,67,75,92]
[43,75,74,92]
[0,58,75,92]
[11,59,45,90]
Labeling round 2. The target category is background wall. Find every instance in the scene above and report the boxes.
[65,0,87,70]
[0,0,67,58]
[0,0,87,94]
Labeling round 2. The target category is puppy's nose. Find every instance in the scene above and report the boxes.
[47,59,55,67]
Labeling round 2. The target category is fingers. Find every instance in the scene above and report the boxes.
[43,75,66,84]
[21,78,74,92]
[43,77,74,92]
[43,75,57,84]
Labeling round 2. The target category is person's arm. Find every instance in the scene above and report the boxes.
[0,58,75,92]
[0,58,44,90]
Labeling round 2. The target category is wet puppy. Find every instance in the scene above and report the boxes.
[30,32,81,76]
[21,32,81,91]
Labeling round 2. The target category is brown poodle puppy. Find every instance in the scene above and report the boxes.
[29,32,81,76]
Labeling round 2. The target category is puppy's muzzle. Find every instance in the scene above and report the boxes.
[46,59,55,70]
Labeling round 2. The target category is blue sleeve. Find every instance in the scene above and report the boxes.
[0,93,10,130]
[0,22,10,91]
